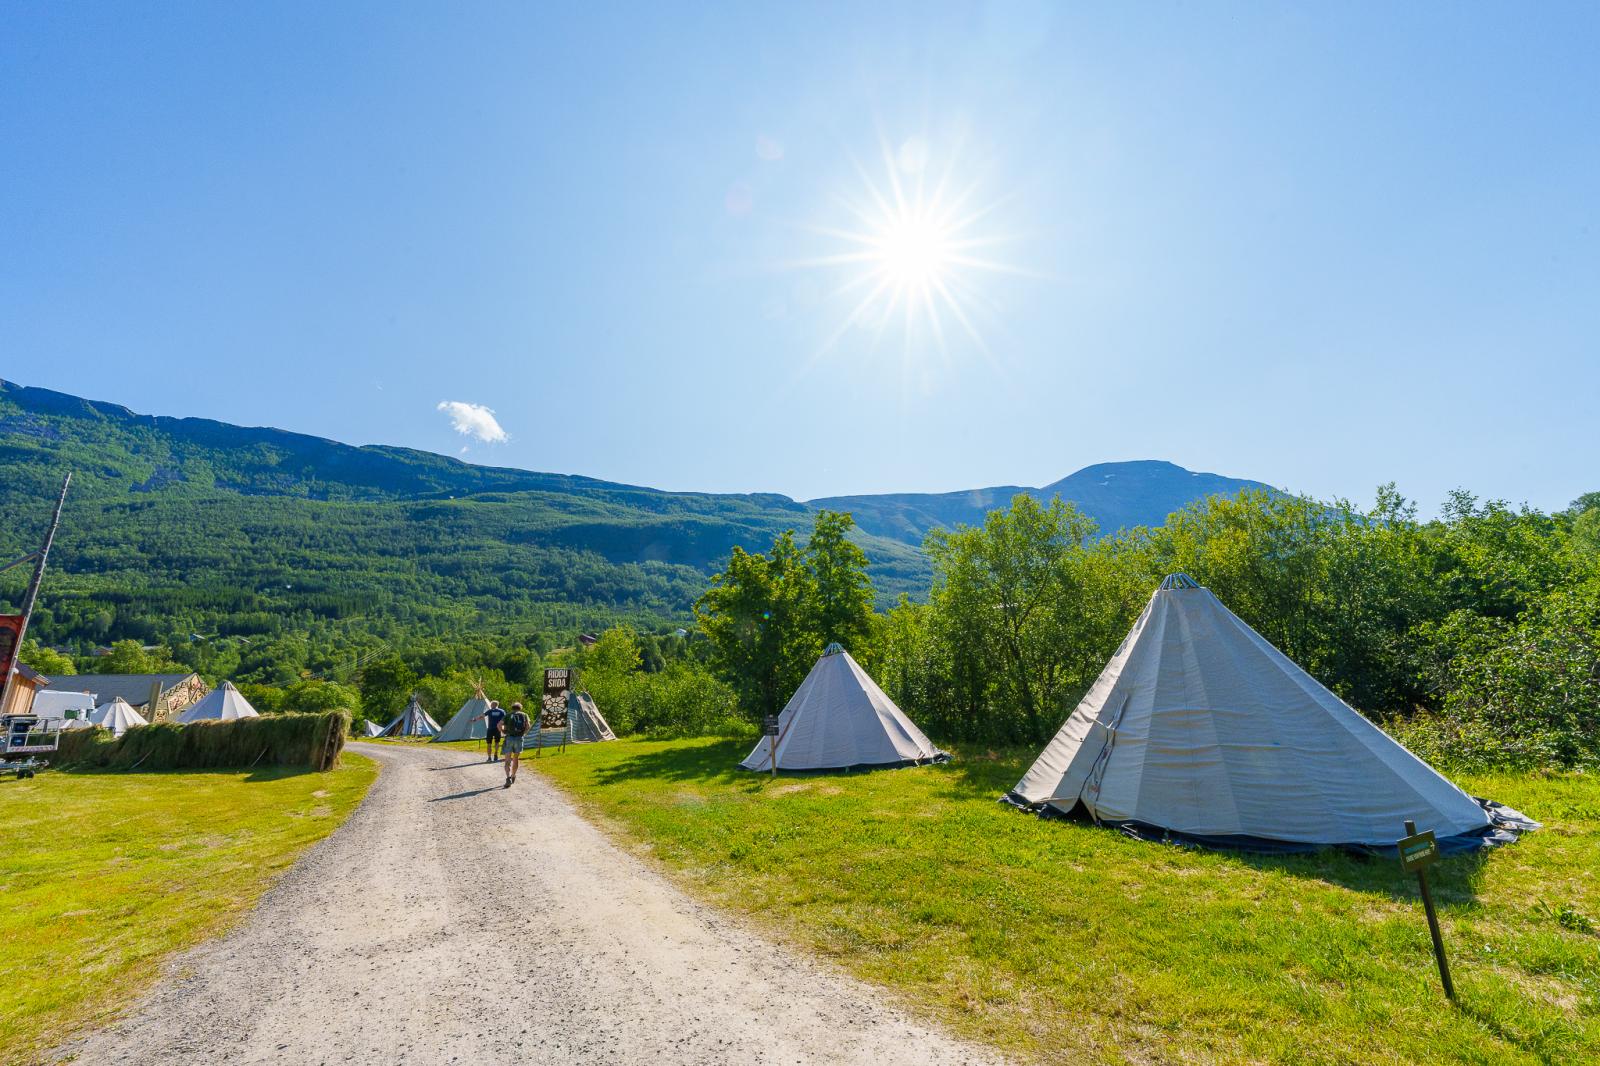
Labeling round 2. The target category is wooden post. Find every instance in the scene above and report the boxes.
[1403,819,1456,1002]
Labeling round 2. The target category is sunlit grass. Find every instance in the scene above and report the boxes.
[0,755,377,1064]
[530,737,1600,1064]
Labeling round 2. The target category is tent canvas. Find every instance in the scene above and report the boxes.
[361,720,383,738]
[432,691,493,743]
[566,690,616,743]
[380,695,441,738]
[739,644,945,772]
[1009,574,1535,852]
[176,681,260,724]
[90,696,148,737]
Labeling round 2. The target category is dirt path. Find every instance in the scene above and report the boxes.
[65,742,1002,1065]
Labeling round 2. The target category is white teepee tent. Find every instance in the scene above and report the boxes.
[1010,575,1534,850]
[361,720,384,738]
[739,644,945,772]
[379,694,440,738]
[90,696,148,737]
[567,690,616,743]
[176,681,260,724]
[432,689,493,743]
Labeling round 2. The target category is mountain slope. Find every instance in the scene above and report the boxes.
[0,380,1270,651]
[809,461,1273,543]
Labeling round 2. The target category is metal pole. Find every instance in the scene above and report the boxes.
[1405,819,1456,1002]
[0,473,70,715]
[769,731,777,778]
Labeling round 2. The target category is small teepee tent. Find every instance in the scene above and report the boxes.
[91,696,148,737]
[566,690,616,743]
[1009,575,1536,852]
[379,694,440,738]
[432,687,493,743]
[176,681,260,724]
[361,720,383,738]
[739,644,945,772]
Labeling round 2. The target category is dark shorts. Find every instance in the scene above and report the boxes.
[502,735,526,754]
[486,730,502,744]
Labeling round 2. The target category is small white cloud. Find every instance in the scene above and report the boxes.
[437,400,508,444]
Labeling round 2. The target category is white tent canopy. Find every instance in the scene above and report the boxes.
[91,697,148,737]
[380,695,440,738]
[361,720,383,738]
[1011,574,1531,849]
[432,691,493,743]
[740,644,945,772]
[176,681,260,724]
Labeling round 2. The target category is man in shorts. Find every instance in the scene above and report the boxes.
[501,701,531,787]
[470,700,507,762]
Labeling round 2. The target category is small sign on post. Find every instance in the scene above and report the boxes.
[763,715,779,777]
[1399,820,1455,1002]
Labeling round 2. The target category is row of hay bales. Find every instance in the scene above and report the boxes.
[56,710,348,772]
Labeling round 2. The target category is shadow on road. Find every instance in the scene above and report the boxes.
[428,761,497,771]
[428,785,504,802]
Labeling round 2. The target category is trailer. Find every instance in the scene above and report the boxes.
[1,713,61,778]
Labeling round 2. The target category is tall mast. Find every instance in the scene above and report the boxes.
[0,472,71,713]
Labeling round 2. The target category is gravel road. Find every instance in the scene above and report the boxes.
[65,741,1002,1065]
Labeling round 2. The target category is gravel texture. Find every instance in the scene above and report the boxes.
[64,741,1003,1065]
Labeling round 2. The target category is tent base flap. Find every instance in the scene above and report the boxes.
[740,751,950,775]
[1001,792,1539,856]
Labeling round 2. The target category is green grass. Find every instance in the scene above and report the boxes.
[529,737,1600,1065]
[0,755,378,1065]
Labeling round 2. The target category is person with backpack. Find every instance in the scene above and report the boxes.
[501,701,532,787]
[469,700,507,762]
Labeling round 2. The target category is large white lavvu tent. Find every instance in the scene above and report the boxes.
[739,644,945,772]
[1010,575,1535,851]
[176,681,260,724]
[432,689,493,743]
[380,694,440,738]
[90,696,148,737]
[567,691,616,743]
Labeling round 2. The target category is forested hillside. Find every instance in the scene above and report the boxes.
[0,380,1252,672]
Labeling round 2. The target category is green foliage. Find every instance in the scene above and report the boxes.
[56,711,349,771]
[576,626,743,737]
[358,658,417,719]
[94,639,182,675]
[805,510,875,651]
[18,639,73,676]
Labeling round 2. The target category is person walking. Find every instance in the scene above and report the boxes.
[470,700,507,762]
[501,701,532,787]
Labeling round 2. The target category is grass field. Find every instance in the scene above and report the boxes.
[0,754,377,1065]
[529,737,1599,1065]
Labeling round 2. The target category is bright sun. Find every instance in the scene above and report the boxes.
[874,211,954,290]
[794,135,1018,357]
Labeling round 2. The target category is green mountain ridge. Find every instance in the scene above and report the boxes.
[0,379,1270,652]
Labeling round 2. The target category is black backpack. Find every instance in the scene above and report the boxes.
[505,709,531,737]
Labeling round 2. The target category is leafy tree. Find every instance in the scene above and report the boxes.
[359,657,417,719]
[696,532,818,721]
[19,639,74,676]
[96,639,181,675]
[926,495,1114,742]
[804,510,875,653]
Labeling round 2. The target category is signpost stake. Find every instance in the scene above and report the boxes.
[762,714,779,777]
[1401,819,1456,1003]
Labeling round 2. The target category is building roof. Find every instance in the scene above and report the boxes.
[43,673,199,709]
[10,663,49,685]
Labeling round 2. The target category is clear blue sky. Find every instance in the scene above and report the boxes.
[4,2,1596,513]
